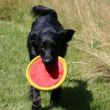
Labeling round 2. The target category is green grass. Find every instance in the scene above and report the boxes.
[0,0,110,110]
[0,21,30,110]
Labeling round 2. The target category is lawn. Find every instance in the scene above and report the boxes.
[0,0,110,110]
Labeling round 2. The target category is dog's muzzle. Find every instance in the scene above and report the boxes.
[43,57,55,66]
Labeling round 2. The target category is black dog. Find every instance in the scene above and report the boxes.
[27,6,75,110]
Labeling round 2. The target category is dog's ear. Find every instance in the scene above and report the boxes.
[29,32,38,47]
[59,29,75,42]
[65,29,75,42]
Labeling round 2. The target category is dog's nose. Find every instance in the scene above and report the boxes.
[45,59,50,63]
[43,58,54,65]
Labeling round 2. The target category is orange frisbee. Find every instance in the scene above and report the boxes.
[26,56,67,91]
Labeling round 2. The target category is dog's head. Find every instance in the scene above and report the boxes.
[31,29,75,65]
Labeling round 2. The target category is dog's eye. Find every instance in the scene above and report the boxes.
[51,43,55,51]
[41,42,46,48]
[51,47,54,51]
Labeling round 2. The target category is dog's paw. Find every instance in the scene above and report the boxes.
[50,100,59,108]
[32,104,41,110]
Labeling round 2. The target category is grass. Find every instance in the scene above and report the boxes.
[0,0,110,110]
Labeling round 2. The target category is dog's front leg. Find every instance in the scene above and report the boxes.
[30,87,41,110]
[50,87,62,107]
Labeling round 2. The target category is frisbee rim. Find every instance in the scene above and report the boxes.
[26,56,67,91]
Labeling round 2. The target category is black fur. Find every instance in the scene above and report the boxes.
[27,6,75,110]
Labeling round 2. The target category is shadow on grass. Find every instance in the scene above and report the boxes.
[42,79,93,110]
[59,79,93,110]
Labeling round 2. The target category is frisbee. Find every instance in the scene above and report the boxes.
[26,56,67,91]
